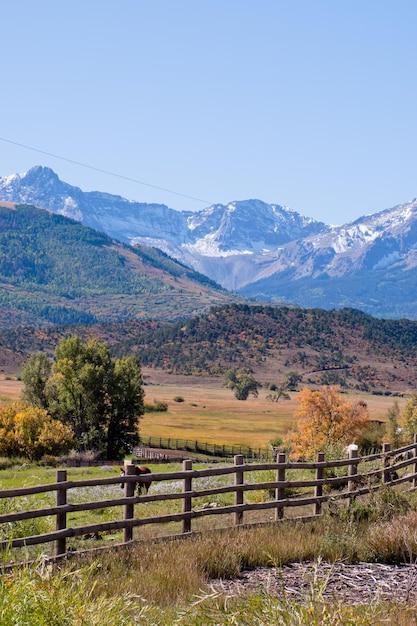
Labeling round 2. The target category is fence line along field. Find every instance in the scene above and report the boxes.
[0,373,407,448]
[1,438,417,565]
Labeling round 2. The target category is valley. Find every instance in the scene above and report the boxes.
[0,372,406,448]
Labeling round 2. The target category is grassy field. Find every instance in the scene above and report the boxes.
[0,373,407,448]
[3,492,417,624]
[141,380,406,447]
[0,459,324,564]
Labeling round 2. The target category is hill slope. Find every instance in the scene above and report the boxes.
[5,166,417,317]
[4,305,417,392]
[0,166,327,290]
[0,203,232,326]
[98,305,417,391]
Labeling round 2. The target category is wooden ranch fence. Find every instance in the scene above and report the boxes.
[136,437,271,459]
[2,436,417,563]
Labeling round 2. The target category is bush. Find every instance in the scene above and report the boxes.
[173,396,184,403]
[0,404,74,460]
[144,400,168,413]
[61,450,100,466]
[326,486,411,525]
[357,421,385,452]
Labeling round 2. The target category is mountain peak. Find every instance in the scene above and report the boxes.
[21,165,60,183]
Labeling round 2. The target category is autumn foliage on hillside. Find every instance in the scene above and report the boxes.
[288,386,369,459]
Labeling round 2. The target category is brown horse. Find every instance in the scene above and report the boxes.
[120,465,152,495]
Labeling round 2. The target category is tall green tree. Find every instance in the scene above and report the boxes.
[21,352,52,409]
[22,336,144,458]
[224,369,260,401]
[106,356,145,459]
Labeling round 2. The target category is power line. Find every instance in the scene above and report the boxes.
[0,136,211,205]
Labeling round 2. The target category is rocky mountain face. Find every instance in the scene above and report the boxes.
[3,166,417,317]
[0,167,326,289]
[241,199,417,318]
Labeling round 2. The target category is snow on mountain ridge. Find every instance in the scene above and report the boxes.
[0,167,326,265]
[5,165,417,315]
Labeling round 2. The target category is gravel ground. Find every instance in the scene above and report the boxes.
[214,562,417,604]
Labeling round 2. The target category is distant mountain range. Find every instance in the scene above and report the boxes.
[2,166,417,318]
[0,201,231,327]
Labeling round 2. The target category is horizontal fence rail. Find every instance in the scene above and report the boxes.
[1,435,417,564]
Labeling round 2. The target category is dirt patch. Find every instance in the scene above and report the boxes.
[214,561,417,604]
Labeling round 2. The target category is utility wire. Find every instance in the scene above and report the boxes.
[0,136,211,205]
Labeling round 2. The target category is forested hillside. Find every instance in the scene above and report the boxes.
[4,305,417,392]
[102,305,417,391]
[0,203,232,326]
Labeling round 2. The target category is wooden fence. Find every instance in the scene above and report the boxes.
[137,436,271,459]
[2,436,417,563]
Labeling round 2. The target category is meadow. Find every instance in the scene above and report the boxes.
[140,377,405,447]
[0,373,407,448]
[0,373,416,624]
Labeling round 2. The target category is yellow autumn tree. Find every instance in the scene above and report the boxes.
[288,386,369,459]
[0,403,74,460]
[402,393,417,439]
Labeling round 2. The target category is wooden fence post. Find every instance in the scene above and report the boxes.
[413,434,417,490]
[124,464,136,543]
[383,442,391,484]
[183,459,193,533]
[275,452,286,521]
[234,454,244,525]
[315,452,325,516]
[348,448,359,494]
[56,469,67,556]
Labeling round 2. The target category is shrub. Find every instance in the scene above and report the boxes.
[62,450,99,466]
[0,404,73,460]
[173,396,184,403]
[144,400,168,412]
[269,436,284,449]
[356,421,385,452]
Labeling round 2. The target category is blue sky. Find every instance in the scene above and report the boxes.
[1,1,417,223]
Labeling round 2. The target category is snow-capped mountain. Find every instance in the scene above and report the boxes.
[0,166,190,246]
[0,167,326,289]
[4,165,417,317]
[241,199,417,318]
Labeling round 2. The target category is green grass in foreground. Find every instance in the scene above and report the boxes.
[3,488,417,624]
[1,564,416,626]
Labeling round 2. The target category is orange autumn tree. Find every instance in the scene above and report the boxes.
[288,386,369,459]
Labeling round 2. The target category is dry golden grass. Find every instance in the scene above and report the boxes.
[141,379,407,447]
[0,374,407,447]
[0,375,22,402]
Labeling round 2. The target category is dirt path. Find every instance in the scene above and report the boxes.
[214,562,417,604]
